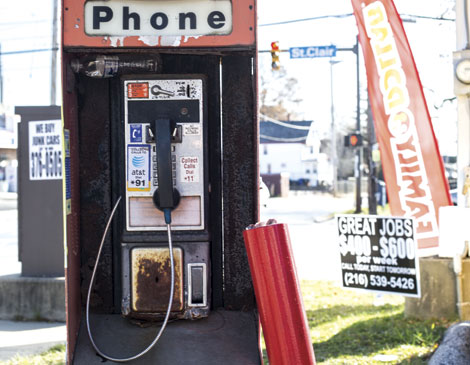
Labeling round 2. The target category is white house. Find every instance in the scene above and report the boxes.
[259,116,331,187]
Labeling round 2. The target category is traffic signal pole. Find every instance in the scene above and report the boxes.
[354,37,362,213]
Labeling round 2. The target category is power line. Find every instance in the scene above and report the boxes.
[401,13,455,22]
[259,13,353,27]
[259,12,454,27]
[0,47,58,56]
[0,35,50,42]
[0,19,50,27]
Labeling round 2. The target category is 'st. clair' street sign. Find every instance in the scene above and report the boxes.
[289,45,337,59]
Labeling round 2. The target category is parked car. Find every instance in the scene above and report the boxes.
[260,177,270,207]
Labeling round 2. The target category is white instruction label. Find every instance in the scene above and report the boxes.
[29,120,63,180]
[183,124,201,136]
[127,145,150,191]
[180,156,200,183]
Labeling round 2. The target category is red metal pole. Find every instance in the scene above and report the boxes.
[243,222,315,365]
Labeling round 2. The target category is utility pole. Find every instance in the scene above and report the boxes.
[354,36,362,213]
[330,59,340,197]
[50,0,59,106]
[366,100,377,214]
[0,43,3,104]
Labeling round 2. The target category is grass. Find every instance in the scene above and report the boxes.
[0,344,65,365]
[262,280,457,364]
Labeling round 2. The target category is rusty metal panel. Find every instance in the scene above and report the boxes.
[131,248,183,312]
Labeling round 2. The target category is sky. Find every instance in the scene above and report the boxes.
[0,0,458,155]
[257,0,457,155]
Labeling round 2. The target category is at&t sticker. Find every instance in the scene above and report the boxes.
[127,145,150,191]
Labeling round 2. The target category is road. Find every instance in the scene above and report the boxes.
[0,198,20,276]
[260,192,355,281]
[0,192,354,280]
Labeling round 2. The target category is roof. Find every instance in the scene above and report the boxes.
[259,119,313,144]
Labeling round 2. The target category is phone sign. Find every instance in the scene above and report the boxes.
[127,145,151,191]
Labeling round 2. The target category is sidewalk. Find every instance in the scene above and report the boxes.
[0,198,66,362]
[0,320,66,362]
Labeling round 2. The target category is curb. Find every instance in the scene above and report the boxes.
[0,275,65,322]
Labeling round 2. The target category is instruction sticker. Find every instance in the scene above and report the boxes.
[127,83,149,99]
[29,120,63,180]
[127,145,151,191]
[183,124,201,136]
[180,156,200,183]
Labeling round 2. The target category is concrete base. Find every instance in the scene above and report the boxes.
[405,257,458,320]
[0,274,65,322]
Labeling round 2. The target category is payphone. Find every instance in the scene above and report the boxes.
[84,74,211,361]
[120,76,210,319]
[62,1,259,363]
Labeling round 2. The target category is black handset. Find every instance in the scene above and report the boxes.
[151,118,180,221]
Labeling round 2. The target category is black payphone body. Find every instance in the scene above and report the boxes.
[119,76,210,320]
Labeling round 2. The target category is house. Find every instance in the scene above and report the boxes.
[259,116,331,187]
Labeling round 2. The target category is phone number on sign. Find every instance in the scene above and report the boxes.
[30,149,62,179]
[344,272,415,290]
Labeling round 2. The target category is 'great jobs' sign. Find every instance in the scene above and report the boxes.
[336,215,420,297]
[85,0,233,37]
[29,120,63,181]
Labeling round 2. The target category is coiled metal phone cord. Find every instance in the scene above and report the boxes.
[86,196,175,363]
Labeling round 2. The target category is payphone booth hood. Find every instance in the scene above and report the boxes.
[62,0,256,49]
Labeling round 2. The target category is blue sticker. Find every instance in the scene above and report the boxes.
[130,125,142,142]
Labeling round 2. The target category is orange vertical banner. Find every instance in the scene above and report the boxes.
[351,0,451,250]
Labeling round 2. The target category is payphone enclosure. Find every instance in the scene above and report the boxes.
[62,0,260,364]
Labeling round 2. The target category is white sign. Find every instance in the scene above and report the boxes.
[85,0,233,37]
[29,120,63,180]
[127,145,151,191]
[337,215,421,297]
[180,156,200,183]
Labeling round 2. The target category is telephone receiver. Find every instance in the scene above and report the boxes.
[151,118,181,223]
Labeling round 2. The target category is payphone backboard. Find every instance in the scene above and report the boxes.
[124,78,206,231]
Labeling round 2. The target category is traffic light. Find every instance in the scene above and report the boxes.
[344,133,363,147]
[271,41,280,70]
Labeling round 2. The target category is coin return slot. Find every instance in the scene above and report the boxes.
[188,263,207,307]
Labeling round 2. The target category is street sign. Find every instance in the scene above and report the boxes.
[336,214,421,297]
[289,45,337,59]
